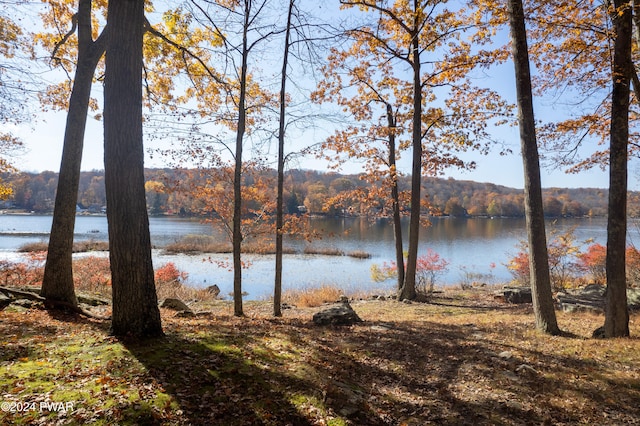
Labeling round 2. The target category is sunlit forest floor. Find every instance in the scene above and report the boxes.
[1,288,639,425]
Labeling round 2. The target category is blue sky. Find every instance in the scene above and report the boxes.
[4,0,634,191]
[8,107,622,190]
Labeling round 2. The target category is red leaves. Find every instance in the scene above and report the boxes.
[154,262,189,285]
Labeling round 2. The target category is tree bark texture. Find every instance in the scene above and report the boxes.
[104,0,162,338]
[507,0,560,335]
[605,0,631,338]
[398,0,421,301]
[232,1,251,317]
[386,103,405,291]
[41,0,106,307]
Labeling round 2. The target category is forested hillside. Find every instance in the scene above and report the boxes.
[0,168,634,218]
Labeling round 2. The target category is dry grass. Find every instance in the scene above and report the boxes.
[163,235,297,255]
[241,241,297,255]
[154,281,219,303]
[282,284,345,307]
[347,250,372,259]
[303,246,345,256]
[72,240,109,252]
[18,240,109,253]
[163,235,232,254]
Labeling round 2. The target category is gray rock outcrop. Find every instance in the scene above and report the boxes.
[313,301,362,326]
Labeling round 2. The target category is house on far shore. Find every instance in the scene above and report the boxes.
[76,204,106,215]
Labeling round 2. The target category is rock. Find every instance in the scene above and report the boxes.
[323,379,366,418]
[370,324,392,331]
[557,286,640,313]
[498,351,513,360]
[583,283,605,296]
[12,299,40,309]
[515,364,538,377]
[159,298,192,313]
[502,287,532,304]
[205,285,220,298]
[628,288,640,311]
[557,284,604,313]
[592,325,605,339]
[313,302,362,326]
[0,293,12,310]
[77,294,109,306]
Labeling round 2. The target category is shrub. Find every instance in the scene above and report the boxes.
[415,249,449,292]
[154,262,188,286]
[459,263,496,290]
[626,246,640,288]
[577,243,607,285]
[506,250,530,286]
[507,227,581,291]
[0,259,43,287]
[73,256,112,297]
[370,249,449,293]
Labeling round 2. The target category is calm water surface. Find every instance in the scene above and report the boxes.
[0,214,619,299]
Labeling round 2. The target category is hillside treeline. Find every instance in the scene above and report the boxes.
[1,168,636,218]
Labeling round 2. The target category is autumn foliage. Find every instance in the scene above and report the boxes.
[371,249,450,293]
[508,235,640,290]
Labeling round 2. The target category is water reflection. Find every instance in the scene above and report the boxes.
[0,214,616,300]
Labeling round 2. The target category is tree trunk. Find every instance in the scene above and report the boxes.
[232,2,251,317]
[104,0,162,338]
[386,103,404,290]
[605,0,631,338]
[41,0,105,307]
[274,0,294,317]
[398,1,421,301]
[507,0,560,335]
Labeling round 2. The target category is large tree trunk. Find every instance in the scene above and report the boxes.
[41,0,105,307]
[104,0,162,338]
[398,1,421,301]
[386,103,404,290]
[604,0,631,338]
[507,0,560,335]
[274,0,294,317]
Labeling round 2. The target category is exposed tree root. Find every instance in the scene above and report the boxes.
[0,286,111,321]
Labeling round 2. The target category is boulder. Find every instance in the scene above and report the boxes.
[313,301,362,326]
[628,288,640,311]
[502,286,532,304]
[557,284,605,313]
[0,293,12,310]
[205,285,220,298]
[159,298,193,313]
[557,285,640,313]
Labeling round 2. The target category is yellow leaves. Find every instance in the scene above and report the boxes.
[145,180,166,193]
[0,15,22,57]
[39,81,73,112]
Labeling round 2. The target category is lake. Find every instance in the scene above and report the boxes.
[0,213,619,300]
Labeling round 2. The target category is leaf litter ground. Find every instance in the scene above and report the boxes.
[1,289,639,425]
